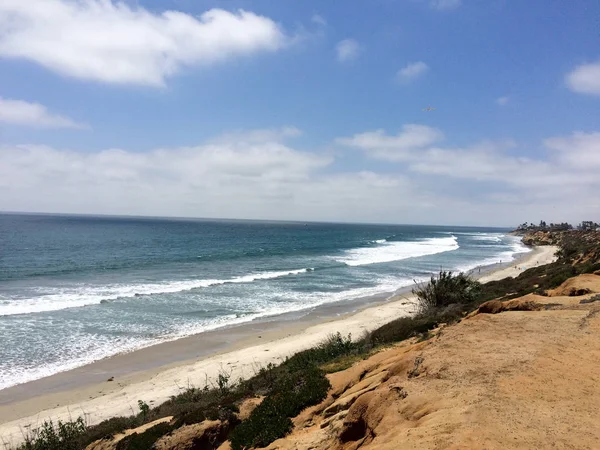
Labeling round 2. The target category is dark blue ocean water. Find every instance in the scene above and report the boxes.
[0,214,527,389]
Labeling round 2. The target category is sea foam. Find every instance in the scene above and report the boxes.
[337,236,459,266]
[0,274,413,390]
[0,269,311,316]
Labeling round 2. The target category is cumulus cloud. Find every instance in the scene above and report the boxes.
[545,131,600,169]
[336,126,600,221]
[311,14,327,26]
[0,0,288,87]
[566,62,600,96]
[0,97,87,129]
[336,39,361,63]
[430,0,462,11]
[496,96,509,106]
[0,128,425,223]
[2,126,599,226]
[396,61,429,84]
[336,125,443,160]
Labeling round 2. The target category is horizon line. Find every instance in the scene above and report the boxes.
[0,210,514,230]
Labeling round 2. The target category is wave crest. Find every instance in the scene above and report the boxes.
[0,269,311,316]
[337,236,459,266]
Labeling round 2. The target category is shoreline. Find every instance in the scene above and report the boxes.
[0,245,557,446]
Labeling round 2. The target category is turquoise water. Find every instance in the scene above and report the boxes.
[0,214,527,389]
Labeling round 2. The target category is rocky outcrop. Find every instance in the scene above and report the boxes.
[85,396,265,450]
[520,230,564,246]
[85,417,173,450]
[154,420,228,450]
[546,274,600,297]
[477,297,544,314]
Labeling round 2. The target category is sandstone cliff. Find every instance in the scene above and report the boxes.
[260,274,600,450]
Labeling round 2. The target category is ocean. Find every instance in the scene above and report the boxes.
[0,214,529,390]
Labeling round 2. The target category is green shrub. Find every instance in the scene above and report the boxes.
[230,364,330,450]
[368,315,439,345]
[579,261,600,274]
[413,271,481,313]
[137,400,149,422]
[171,401,239,428]
[18,418,86,450]
[285,332,358,369]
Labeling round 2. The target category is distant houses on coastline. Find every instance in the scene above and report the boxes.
[515,221,600,232]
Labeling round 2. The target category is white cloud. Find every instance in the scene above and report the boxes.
[1,126,599,227]
[496,96,509,106]
[544,131,600,169]
[336,125,443,161]
[396,61,429,84]
[0,0,288,87]
[336,39,361,63]
[430,0,462,11]
[311,14,327,26]
[336,126,600,222]
[0,97,87,129]
[210,127,302,145]
[566,62,600,96]
[0,131,430,223]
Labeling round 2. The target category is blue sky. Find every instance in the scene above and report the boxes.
[0,0,599,226]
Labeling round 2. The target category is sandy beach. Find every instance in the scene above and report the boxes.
[0,245,557,447]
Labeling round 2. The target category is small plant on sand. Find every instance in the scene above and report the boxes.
[137,400,149,422]
[217,370,231,394]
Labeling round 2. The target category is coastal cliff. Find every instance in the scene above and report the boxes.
[259,277,600,449]
[519,230,600,268]
[516,229,600,249]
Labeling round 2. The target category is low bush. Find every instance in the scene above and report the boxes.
[230,364,330,450]
[368,315,438,345]
[413,271,481,314]
[171,401,239,429]
[18,418,86,450]
[286,332,360,368]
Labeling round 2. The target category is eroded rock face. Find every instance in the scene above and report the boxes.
[85,417,173,450]
[546,274,600,297]
[154,420,227,450]
[477,298,544,314]
[521,231,563,246]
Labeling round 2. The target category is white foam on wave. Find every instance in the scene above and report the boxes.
[337,236,459,266]
[0,274,417,390]
[471,235,503,243]
[0,269,311,317]
[456,236,532,273]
